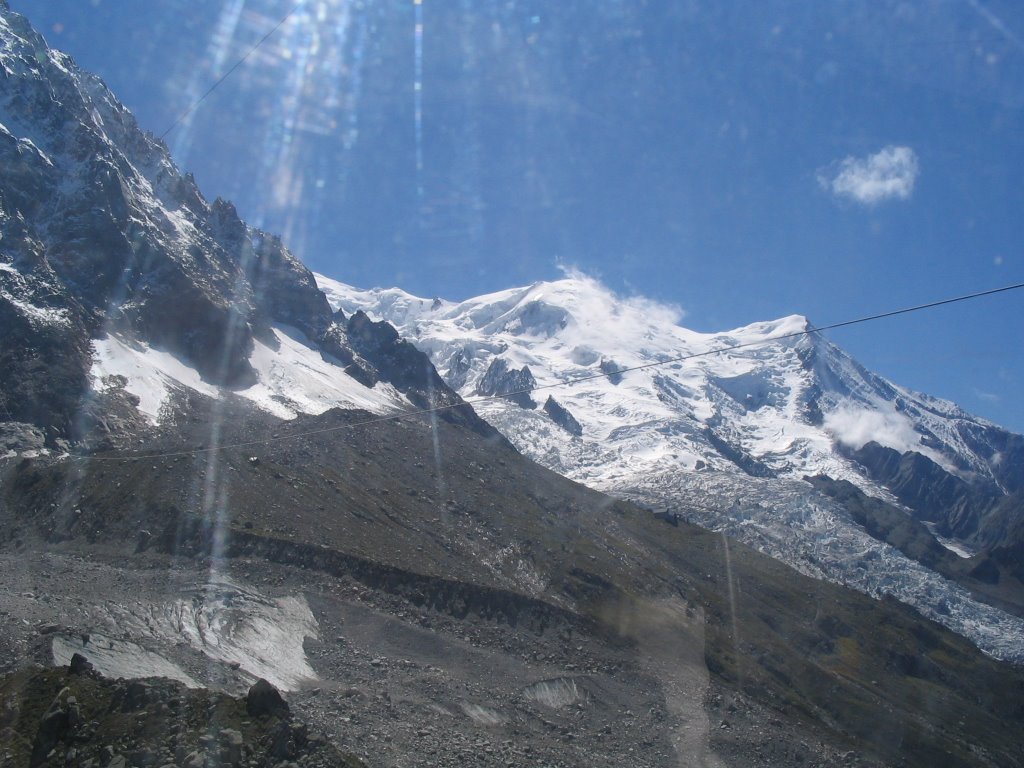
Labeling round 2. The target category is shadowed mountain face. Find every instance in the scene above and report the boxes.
[850,439,1024,547]
[2,5,1024,766]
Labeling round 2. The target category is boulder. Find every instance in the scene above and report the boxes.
[246,679,289,718]
[68,653,93,675]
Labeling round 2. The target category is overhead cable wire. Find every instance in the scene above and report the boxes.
[159,3,303,141]
[75,280,1024,462]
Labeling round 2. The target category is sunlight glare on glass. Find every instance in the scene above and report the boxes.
[414,0,425,198]
[242,1,364,255]
[169,0,245,162]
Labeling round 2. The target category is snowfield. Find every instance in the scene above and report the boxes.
[90,325,407,424]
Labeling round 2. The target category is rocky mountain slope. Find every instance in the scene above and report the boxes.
[2,3,1024,766]
[4,400,1024,767]
[0,0,492,452]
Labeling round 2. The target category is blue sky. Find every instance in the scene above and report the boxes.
[11,0,1024,432]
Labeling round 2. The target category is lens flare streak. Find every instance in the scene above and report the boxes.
[414,0,425,197]
[170,0,246,162]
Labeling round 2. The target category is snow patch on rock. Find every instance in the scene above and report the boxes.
[91,325,406,424]
[164,579,319,690]
[52,633,200,688]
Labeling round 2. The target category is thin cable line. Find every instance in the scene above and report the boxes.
[75,281,1024,462]
[159,3,303,141]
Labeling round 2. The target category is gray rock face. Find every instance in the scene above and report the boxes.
[0,422,44,453]
[543,396,582,436]
[476,358,537,409]
[445,348,473,391]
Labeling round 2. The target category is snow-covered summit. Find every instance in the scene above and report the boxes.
[318,271,993,489]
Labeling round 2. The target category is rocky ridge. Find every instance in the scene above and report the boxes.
[0,1,493,450]
[0,662,363,768]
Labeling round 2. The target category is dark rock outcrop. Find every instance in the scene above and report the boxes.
[476,357,537,409]
[345,312,508,442]
[0,422,45,453]
[68,653,93,675]
[544,396,583,436]
[851,442,990,539]
[703,427,776,478]
[246,678,290,719]
[599,358,624,385]
[30,691,72,767]
[2,665,364,768]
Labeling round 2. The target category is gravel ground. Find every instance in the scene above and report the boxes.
[0,544,891,768]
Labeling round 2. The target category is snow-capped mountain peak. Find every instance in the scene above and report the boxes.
[318,272,966,484]
[317,271,1024,661]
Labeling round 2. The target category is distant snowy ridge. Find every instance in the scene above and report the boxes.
[316,271,997,490]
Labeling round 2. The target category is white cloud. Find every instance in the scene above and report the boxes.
[974,388,1000,404]
[824,403,923,454]
[624,293,686,326]
[556,263,685,325]
[819,145,919,205]
[556,261,601,282]
[824,403,960,474]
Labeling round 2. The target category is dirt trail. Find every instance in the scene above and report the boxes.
[606,596,726,768]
